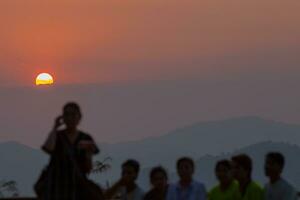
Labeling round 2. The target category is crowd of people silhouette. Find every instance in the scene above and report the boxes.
[35,102,299,200]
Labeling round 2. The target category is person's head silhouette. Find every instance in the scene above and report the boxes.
[215,160,234,186]
[177,157,195,183]
[265,152,285,182]
[63,102,82,129]
[231,154,252,182]
[150,166,168,190]
[121,159,140,185]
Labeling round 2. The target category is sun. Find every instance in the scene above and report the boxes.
[36,73,54,86]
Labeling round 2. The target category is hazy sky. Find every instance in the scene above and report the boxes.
[1,1,300,146]
[0,0,300,86]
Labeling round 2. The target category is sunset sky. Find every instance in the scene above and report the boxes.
[1,1,300,146]
[2,3,300,197]
[1,0,300,86]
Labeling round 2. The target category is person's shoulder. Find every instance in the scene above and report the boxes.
[280,178,293,187]
[232,180,239,186]
[135,186,145,199]
[193,180,206,188]
[230,181,240,193]
[166,184,178,199]
[118,186,126,196]
[78,131,97,142]
[250,181,263,188]
[78,131,93,139]
[249,181,263,192]
[209,185,220,195]
[210,184,220,192]
[144,189,155,200]
[280,178,297,193]
[264,181,271,189]
[192,180,206,193]
[167,183,178,193]
[168,183,178,188]
[137,185,144,193]
[78,131,100,154]
[144,188,154,196]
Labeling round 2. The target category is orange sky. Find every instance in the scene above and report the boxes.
[0,0,300,86]
[1,0,300,146]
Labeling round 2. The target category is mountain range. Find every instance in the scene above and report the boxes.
[0,117,300,196]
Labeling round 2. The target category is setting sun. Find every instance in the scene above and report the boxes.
[36,73,54,86]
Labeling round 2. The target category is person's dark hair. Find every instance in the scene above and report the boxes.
[150,166,168,181]
[122,159,140,174]
[232,154,252,177]
[177,157,195,170]
[266,152,285,169]
[63,102,82,118]
[215,159,232,172]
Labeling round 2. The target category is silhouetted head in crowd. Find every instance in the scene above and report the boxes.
[265,152,285,182]
[231,154,252,183]
[177,157,195,184]
[150,166,168,190]
[63,102,82,129]
[215,160,234,186]
[121,159,140,185]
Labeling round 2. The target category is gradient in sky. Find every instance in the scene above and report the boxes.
[0,0,300,86]
[1,1,300,146]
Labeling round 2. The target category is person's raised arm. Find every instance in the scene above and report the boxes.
[42,116,63,153]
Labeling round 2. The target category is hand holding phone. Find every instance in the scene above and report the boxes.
[53,116,64,130]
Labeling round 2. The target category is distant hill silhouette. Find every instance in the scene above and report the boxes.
[98,116,300,168]
[0,117,300,196]
[0,142,46,195]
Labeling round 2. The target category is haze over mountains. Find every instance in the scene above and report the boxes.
[1,78,300,147]
[1,117,300,196]
[98,116,300,166]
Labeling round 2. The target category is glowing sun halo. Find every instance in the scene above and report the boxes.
[36,73,54,86]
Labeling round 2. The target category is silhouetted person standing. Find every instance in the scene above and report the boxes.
[144,166,169,200]
[208,160,239,200]
[105,159,144,200]
[166,157,207,200]
[42,102,99,200]
[264,152,297,200]
[231,154,263,200]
